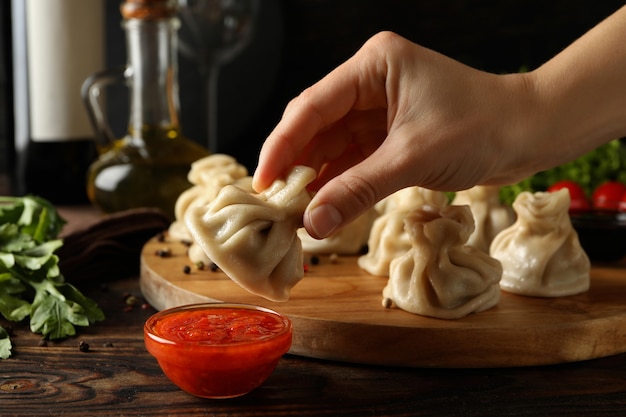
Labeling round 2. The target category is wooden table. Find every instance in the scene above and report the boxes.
[2,206,626,416]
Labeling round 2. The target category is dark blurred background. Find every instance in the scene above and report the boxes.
[2,0,625,177]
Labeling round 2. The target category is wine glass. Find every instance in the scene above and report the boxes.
[177,0,260,152]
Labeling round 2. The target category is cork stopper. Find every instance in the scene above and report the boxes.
[120,0,177,20]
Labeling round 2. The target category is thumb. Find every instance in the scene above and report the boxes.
[303,158,407,239]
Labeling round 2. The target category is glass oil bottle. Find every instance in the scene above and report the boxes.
[83,0,209,219]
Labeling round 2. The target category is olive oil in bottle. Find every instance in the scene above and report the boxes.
[83,0,209,219]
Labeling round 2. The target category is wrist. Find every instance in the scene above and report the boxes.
[477,72,548,186]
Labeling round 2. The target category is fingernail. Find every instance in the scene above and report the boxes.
[308,203,343,238]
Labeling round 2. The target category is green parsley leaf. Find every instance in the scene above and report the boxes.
[0,196,104,358]
[0,196,66,242]
[0,325,11,359]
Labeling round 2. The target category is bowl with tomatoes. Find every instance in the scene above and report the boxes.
[144,302,293,399]
[549,180,626,263]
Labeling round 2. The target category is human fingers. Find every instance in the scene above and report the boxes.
[293,109,388,184]
[252,36,390,192]
[251,80,358,192]
[302,108,507,240]
[302,128,420,239]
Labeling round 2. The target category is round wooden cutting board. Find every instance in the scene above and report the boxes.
[140,234,626,368]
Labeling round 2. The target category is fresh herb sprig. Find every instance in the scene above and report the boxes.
[0,196,105,359]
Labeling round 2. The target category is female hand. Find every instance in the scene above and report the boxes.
[253,32,536,238]
[254,7,626,239]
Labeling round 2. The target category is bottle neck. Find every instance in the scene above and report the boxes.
[124,17,181,143]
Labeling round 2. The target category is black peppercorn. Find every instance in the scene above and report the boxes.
[155,248,172,257]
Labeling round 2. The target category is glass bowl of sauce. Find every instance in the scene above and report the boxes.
[144,302,292,398]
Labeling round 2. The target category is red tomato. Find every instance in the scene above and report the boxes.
[547,180,590,212]
[592,181,626,211]
[619,192,626,212]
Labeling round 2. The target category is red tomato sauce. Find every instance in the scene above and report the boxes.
[144,304,292,398]
[153,308,288,344]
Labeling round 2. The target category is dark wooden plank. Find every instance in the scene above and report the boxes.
[3,276,626,416]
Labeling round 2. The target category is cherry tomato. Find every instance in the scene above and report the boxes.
[619,192,626,212]
[592,181,626,211]
[547,180,590,212]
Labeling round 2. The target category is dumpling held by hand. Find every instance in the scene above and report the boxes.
[186,166,316,302]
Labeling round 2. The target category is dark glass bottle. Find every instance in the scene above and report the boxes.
[10,0,103,204]
[1,0,13,181]
[83,0,209,220]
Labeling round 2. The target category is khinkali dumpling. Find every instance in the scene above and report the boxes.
[383,205,502,319]
[297,208,377,255]
[186,166,315,302]
[452,186,514,252]
[168,154,251,265]
[187,153,248,188]
[374,186,449,215]
[359,187,448,276]
[171,154,250,232]
[490,189,590,297]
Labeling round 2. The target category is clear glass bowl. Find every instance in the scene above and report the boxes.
[144,302,292,399]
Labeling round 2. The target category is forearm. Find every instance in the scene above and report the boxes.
[252,7,626,239]
[528,5,626,169]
